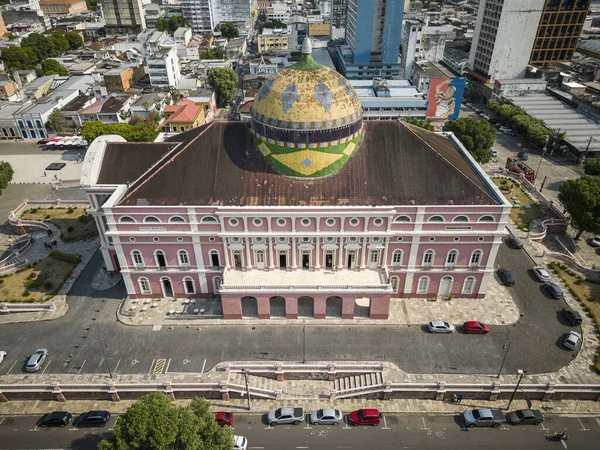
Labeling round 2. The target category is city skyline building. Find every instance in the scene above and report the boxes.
[100,0,146,34]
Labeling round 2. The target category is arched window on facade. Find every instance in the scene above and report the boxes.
[470,250,483,268]
[417,276,430,294]
[422,250,434,269]
[462,276,476,294]
[131,250,143,267]
[446,250,458,268]
[390,276,399,292]
[391,249,403,268]
[178,250,190,266]
[183,276,195,294]
[138,277,151,295]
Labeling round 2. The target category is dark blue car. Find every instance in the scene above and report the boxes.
[544,282,563,299]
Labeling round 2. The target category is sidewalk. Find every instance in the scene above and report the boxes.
[117,275,520,327]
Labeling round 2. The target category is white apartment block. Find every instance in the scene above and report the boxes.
[401,19,449,78]
[100,0,146,33]
[181,0,214,34]
[210,0,252,27]
[147,47,181,88]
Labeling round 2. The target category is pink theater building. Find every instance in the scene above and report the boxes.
[81,43,510,320]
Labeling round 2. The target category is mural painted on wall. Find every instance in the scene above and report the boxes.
[426,77,466,120]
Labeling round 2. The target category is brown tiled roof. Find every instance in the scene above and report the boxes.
[96,142,178,185]
[110,121,499,207]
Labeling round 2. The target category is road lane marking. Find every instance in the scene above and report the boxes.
[98,358,105,368]
[561,440,568,449]
[147,359,155,373]
[577,418,589,431]
[77,360,86,374]
[153,359,167,374]
[165,359,171,373]
[249,447,264,449]
[296,447,309,449]
[6,360,17,375]
[421,417,429,430]
[382,416,391,430]
[540,423,549,431]
[113,359,121,374]
[201,359,207,373]
[41,360,51,374]
[0,418,4,426]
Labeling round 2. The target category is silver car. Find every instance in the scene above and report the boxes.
[564,331,581,350]
[310,408,343,425]
[428,320,456,333]
[532,266,551,282]
[26,348,48,372]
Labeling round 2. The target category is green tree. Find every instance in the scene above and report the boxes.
[0,161,14,190]
[82,121,159,143]
[220,22,239,38]
[21,33,57,61]
[261,20,286,31]
[64,31,84,49]
[201,46,225,59]
[559,176,600,239]
[46,108,68,133]
[405,117,435,131]
[584,158,600,176]
[443,117,496,164]
[49,33,70,54]
[85,0,97,9]
[39,59,69,76]
[156,16,192,33]
[1,46,38,69]
[207,67,238,107]
[97,393,233,450]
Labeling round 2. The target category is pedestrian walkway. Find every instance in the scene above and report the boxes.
[117,275,520,327]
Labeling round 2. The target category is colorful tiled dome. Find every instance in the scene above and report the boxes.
[251,38,363,178]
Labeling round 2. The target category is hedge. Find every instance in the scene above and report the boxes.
[50,250,81,264]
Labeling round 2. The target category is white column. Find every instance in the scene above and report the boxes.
[122,272,136,296]
[360,237,367,269]
[100,246,115,271]
[403,207,426,294]
[222,238,231,268]
[192,235,205,268]
[315,237,320,269]
[477,235,503,296]
[245,237,252,270]
[337,239,344,269]
[197,273,208,294]
[268,237,275,269]
[382,237,390,269]
[291,237,297,269]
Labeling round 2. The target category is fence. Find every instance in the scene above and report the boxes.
[223,362,388,381]
[0,302,56,314]
[8,200,91,234]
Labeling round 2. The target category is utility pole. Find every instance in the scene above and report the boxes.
[100,335,113,379]
[243,369,252,411]
[582,136,593,165]
[506,369,526,410]
[534,135,549,184]
[302,324,306,364]
[496,339,511,378]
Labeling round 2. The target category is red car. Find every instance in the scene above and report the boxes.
[214,411,234,427]
[348,409,381,426]
[463,321,490,334]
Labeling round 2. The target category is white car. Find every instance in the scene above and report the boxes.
[564,331,581,350]
[428,320,456,333]
[532,266,551,282]
[233,436,248,450]
[589,235,600,247]
[499,126,513,133]
[491,148,498,157]
[0,351,6,364]
[310,408,343,425]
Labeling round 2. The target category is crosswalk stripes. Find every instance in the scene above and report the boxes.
[153,359,167,374]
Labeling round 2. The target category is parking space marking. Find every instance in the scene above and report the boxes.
[343,416,351,429]
[0,418,5,426]
[201,359,206,373]
[98,358,105,368]
[6,360,17,375]
[540,423,549,431]
[165,359,171,373]
[41,360,51,374]
[113,359,121,373]
[421,417,430,430]
[561,440,568,449]
[153,359,166,374]
[264,425,273,430]
[382,416,391,430]
[77,360,86,375]
[577,418,589,431]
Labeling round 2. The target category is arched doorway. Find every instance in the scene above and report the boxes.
[438,276,453,298]
[298,296,314,318]
[241,296,258,318]
[270,296,286,318]
[354,297,370,318]
[326,296,343,318]
[161,277,174,298]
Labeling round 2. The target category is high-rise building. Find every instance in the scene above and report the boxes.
[336,0,405,79]
[181,0,214,34]
[530,0,592,66]
[469,0,545,83]
[400,19,449,78]
[331,0,346,29]
[100,0,146,34]
[210,0,252,28]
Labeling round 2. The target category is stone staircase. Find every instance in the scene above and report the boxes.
[227,372,279,399]
[335,373,384,392]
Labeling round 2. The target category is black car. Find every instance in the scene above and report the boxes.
[497,268,515,286]
[544,282,564,299]
[507,235,523,249]
[517,151,529,161]
[74,410,111,427]
[562,307,582,326]
[37,411,72,427]
[506,409,544,425]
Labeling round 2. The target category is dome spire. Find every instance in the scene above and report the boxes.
[302,37,312,55]
[293,37,321,71]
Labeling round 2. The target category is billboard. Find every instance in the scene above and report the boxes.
[426,77,466,121]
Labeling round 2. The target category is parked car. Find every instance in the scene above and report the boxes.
[267,407,304,426]
[589,235,600,247]
[497,268,515,286]
[463,321,490,334]
[507,235,523,249]
[310,408,343,425]
[532,266,551,282]
[233,435,248,450]
[517,151,529,161]
[491,148,498,157]
[499,126,512,133]
[562,307,582,326]
[0,350,6,364]
[74,410,110,428]
[37,411,72,427]
[214,411,234,427]
[26,348,48,372]
[544,281,563,299]
[506,409,544,425]
[564,331,581,350]
[348,409,381,426]
[462,408,506,428]
[481,113,491,120]
[428,320,456,333]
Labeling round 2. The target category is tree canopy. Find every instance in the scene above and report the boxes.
[97,393,233,450]
[558,176,600,239]
[200,45,224,60]
[261,20,286,31]
[0,161,14,190]
[38,59,69,77]
[1,46,38,70]
[4,31,85,71]
[46,109,68,133]
[584,158,600,176]
[442,117,496,164]
[82,121,158,143]
[64,31,84,49]
[156,16,192,33]
[207,67,238,107]
[220,22,239,39]
[405,117,435,131]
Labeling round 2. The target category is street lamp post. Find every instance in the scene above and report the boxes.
[534,135,549,184]
[496,339,511,378]
[506,369,526,410]
[99,335,113,379]
[243,369,252,411]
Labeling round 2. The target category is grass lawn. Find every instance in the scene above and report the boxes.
[20,207,98,242]
[550,262,600,372]
[0,254,78,302]
[492,178,545,230]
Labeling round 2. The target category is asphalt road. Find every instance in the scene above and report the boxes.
[1,413,599,449]
[0,240,579,377]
